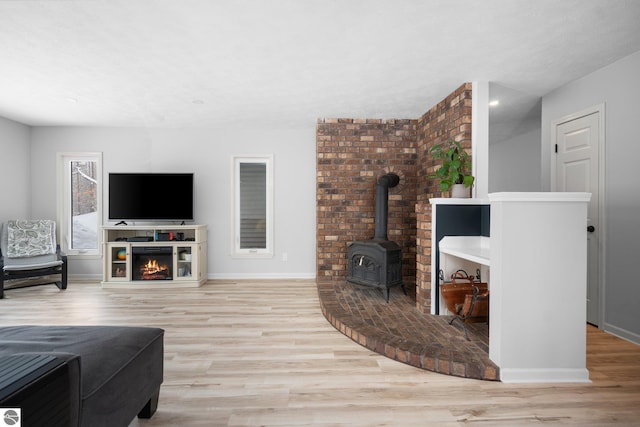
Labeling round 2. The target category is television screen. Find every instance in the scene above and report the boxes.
[108,173,194,221]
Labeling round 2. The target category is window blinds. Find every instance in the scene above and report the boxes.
[239,162,267,249]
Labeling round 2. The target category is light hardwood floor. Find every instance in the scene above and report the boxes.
[1,279,639,426]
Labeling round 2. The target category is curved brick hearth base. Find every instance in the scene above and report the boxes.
[317,280,499,381]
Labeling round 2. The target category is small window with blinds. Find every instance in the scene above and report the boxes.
[232,155,274,257]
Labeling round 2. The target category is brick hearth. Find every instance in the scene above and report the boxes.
[317,280,498,381]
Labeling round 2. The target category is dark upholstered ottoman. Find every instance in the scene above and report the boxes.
[0,325,164,427]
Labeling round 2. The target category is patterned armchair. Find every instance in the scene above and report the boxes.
[0,220,67,299]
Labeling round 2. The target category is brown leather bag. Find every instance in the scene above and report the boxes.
[449,284,490,340]
[440,270,488,314]
[459,286,490,323]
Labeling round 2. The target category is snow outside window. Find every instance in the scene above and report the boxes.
[57,152,102,256]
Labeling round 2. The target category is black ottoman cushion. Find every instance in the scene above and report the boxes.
[0,325,164,427]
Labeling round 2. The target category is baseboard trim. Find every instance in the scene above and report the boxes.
[68,273,317,282]
[208,273,316,280]
[68,274,102,282]
[603,323,640,346]
[500,368,591,384]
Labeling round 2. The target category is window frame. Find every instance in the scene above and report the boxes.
[231,155,274,258]
[56,152,103,257]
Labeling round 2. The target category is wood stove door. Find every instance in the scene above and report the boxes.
[350,254,381,284]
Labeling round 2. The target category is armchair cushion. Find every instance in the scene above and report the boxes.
[2,253,63,271]
[4,219,57,258]
[1,220,67,299]
[1,221,63,271]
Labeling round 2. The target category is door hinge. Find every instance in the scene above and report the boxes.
[555,144,558,153]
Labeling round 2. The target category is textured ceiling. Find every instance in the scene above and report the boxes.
[1,0,639,129]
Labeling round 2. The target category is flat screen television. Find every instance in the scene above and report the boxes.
[108,173,194,222]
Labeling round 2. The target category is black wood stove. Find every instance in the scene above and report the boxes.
[346,172,405,302]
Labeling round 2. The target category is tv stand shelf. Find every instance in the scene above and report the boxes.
[101,224,207,288]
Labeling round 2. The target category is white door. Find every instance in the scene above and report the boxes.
[552,107,603,326]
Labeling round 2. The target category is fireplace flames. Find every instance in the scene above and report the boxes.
[139,258,170,280]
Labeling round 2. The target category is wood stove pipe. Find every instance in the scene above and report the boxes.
[374,172,400,240]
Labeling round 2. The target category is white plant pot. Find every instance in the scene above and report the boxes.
[451,183,470,198]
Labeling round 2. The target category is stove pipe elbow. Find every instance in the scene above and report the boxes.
[377,172,400,189]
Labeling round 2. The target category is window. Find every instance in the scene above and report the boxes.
[57,152,102,256]
[232,155,273,257]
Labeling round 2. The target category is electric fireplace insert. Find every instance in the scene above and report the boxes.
[132,247,173,281]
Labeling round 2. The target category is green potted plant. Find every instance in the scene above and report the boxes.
[429,139,474,197]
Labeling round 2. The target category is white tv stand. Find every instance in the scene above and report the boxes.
[101,224,207,288]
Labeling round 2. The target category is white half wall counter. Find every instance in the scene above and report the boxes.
[489,192,591,383]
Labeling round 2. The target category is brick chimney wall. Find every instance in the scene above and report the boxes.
[315,83,473,313]
[415,83,473,312]
[316,119,417,286]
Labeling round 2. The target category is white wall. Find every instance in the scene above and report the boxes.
[0,116,31,221]
[488,83,542,193]
[489,125,541,192]
[29,126,317,280]
[541,49,640,342]
[472,81,490,199]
